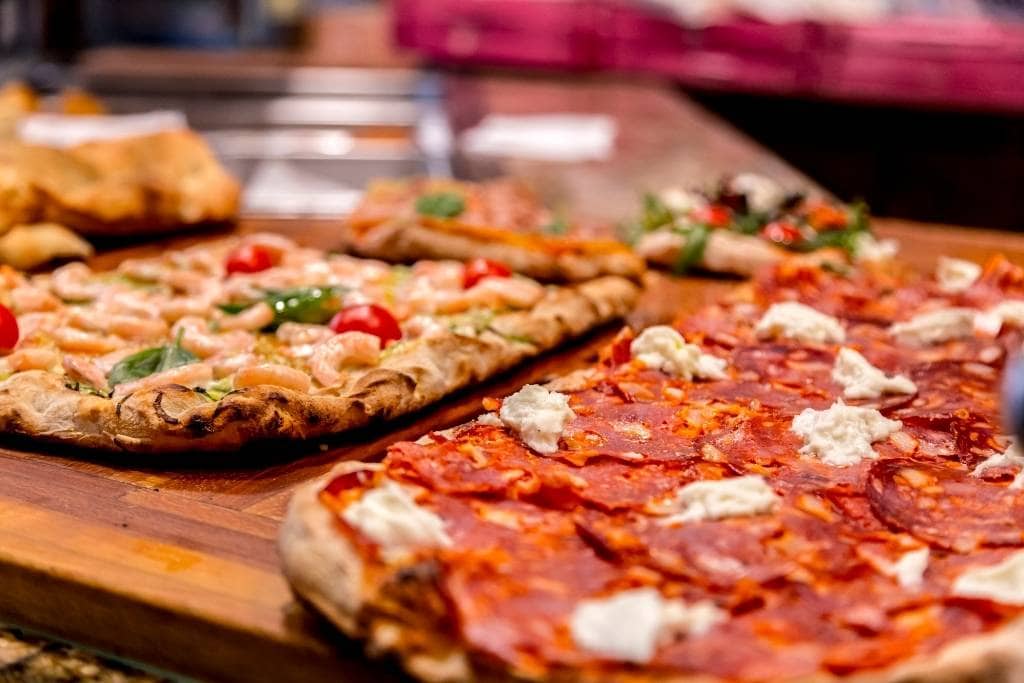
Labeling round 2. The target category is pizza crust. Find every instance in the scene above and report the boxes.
[0,275,638,453]
[349,218,645,283]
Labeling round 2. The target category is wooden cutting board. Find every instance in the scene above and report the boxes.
[0,217,1021,682]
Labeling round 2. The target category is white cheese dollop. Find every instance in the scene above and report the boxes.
[498,384,576,455]
[888,307,976,346]
[662,475,779,525]
[885,548,930,589]
[569,587,725,664]
[630,325,727,381]
[953,551,1024,605]
[853,232,899,263]
[936,257,982,294]
[658,187,707,214]
[831,347,917,400]
[755,301,846,344]
[791,400,902,467]
[728,173,785,214]
[971,439,1024,489]
[974,300,1024,337]
[475,412,504,427]
[342,480,452,559]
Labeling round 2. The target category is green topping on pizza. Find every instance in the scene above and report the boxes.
[107,331,198,388]
[220,286,347,328]
[672,225,710,274]
[416,192,466,219]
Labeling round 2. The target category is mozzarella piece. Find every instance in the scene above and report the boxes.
[974,300,1024,337]
[569,588,725,664]
[831,347,916,400]
[971,440,1024,489]
[662,475,779,525]
[852,232,899,263]
[888,307,976,346]
[755,302,846,344]
[953,551,1024,605]
[342,480,452,559]
[475,412,504,427]
[728,173,785,214]
[791,400,902,467]
[498,384,576,454]
[887,548,930,589]
[658,188,707,214]
[630,325,727,381]
[936,257,981,294]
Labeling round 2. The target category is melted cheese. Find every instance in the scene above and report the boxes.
[953,551,1024,605]
[971,440,1024,489]
[755,302,846,344]
[630,325,727,381]
[853,233,899,263]
[728,173,785,214]
[662,475,779,525]
[936,257,981,294]
[888,307,976,346]
[498,384,576,454]
[831,347,916,400]
[569,588,725,663]
[791,400,902,467]
[888,548,930,589]
[658,188,707,214]
[974,300,1024,337]
[475,412,503,427]
[342,480,452,559]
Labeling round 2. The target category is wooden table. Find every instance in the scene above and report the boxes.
[3,73,1024,682]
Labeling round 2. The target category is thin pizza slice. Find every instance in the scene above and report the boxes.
[345,177,646,283]
[281,254,1024,682]
[0,232,638,453]
[627,173,898,277]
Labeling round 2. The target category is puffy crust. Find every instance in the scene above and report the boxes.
[349,218,646,283]
[0,276,638,453]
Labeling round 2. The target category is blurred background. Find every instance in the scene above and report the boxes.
[2,0,1024,229]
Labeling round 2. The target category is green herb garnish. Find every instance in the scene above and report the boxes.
[198,377,234,401]
[107,330,198,388]
[641,193,675,231]
[219,286,347,328]
[673,226,710,274]
[416,192,466,219]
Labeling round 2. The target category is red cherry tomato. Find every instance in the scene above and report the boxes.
[225,244,276,275]
[693,203,732,228]
[761,221,802,245]
[463,258,512,289]
[0,304,18,351]
[328,304,402,346]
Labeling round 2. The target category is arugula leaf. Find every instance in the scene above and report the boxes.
[797,226,865,255]
[673,226,710,274]
[107,331,198,388]
[416,192,465,219]
[219,286,346,328]
[731,212,766,236]
[641,193,675,231]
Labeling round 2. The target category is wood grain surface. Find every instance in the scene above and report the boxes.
[2,73,1024,682]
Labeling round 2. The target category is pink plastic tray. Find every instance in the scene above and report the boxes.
[393,0,1024,111]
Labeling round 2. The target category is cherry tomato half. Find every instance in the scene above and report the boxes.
[463,258,512,289]
[225,244,276,275]
[761,220,802,245]
[0,303,18,351]
[692,203,732,228]
[328,304,402,346]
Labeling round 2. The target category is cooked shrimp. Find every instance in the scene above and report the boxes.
[9,286,60,313]
[50,262,102,302]
[234,363,311,393]
[308,332,380,387]
[241,232,296,255]
[117,258,165,282]
[159,296,214,322]
[111,363,213,399]
[164,269,213,295]
[172,317,254,358]
[16,312,63,341]
[95,289,156,318]
[434,276,544,314]
[108,315,169,341]
[53,328,121,354]
[7,348,59,372]
[62,354,109,392]
[210,352,258,379]
[276,322,333,347]
[217,302,274,332]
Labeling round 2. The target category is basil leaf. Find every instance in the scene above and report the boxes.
[217,302,248,315]
[219,286,346,328]
[673,226,710,274]
[731,212,765,236]
[108,331,198,388]
[797,227,865,255]
[641,193,675,231]
[416,192,465,219]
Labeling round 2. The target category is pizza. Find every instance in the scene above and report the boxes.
[0,233,638,452]
[628,173,898,277]
[281,253,1024,682]
[345,177,646,282]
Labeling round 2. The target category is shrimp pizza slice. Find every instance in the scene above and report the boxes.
[0,232,638,452]
[281,255,1024,683]
[345,177,646,283]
